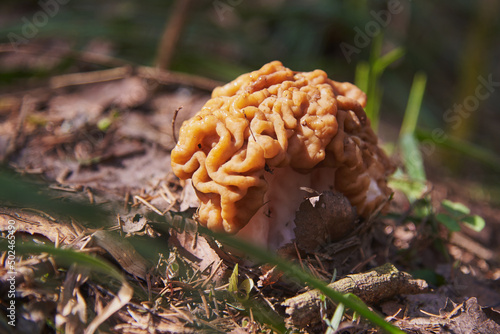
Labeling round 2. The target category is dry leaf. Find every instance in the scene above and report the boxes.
[92,230,150,279]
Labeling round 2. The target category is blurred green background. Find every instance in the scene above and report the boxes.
[1,0,499,190]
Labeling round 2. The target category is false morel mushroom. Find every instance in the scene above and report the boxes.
[171,61,394,249]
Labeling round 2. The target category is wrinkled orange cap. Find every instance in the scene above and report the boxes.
[171,61,394,234]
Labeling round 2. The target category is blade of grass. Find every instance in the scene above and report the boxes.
[161,213,404,333]
[1,170,403,333]
[399,72,427,136]
[399,134,426,184]
[363,35,404,133]
[373,48,405,75]
[0,167,109,225]
[13,242,124,282]
[213,232,405,334]
[370,47,405,127]
[415,129,500,172]
[355,61,370,94]
[327,300,345,333]
[327,293,365,332]
[368,33,384,75]
[241,298,286,333]
[5,240,133,333]
[397,72,428,202]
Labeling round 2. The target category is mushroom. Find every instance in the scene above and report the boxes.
[171,61,394,249]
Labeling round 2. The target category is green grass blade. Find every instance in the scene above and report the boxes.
[363,35,404,133]
[400,72,427,136]
[11,242,125,282]
[327,301,345,332]
[0,167,109,225]
[399,134,427,189]
[414,129,500,172]
[373,48,405,75]
[355,61,370,94]
[161,213,405,333]
[396,72,428,201]
[228,263,239,294]
[368,33,384,72]
[214,232,405,334]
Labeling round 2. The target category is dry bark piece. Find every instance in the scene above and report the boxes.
[0,207,82,246]
[171,61,395,249]
[282,263,429,328]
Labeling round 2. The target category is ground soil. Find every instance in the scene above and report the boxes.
[0,47,499,333]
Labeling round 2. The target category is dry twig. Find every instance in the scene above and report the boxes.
[156,0,193,71]
[282,263,429,328]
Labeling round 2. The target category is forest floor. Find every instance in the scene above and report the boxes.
[0,45,499,333]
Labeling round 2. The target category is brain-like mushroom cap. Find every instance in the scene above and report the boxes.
[171,61,394,234]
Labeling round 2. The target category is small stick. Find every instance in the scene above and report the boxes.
[86,187,95,204]
[199,289,211,319]
[156,0,193,71]
[161,202,177,216]
[50,66,131,89]
[123,192,130,211]
[172,106,183,143]
[282,263,429,328]
[159,191,172,205]
[137,66,221,91]
[350,253,376,273]
[161,183,177,203]
[201,259,224,288]
[117,214,123,236]
[48,185,78,193]
[134,195,163,216]
[313,253,327,274]
[56,167,71,184]
[294,242,304,271]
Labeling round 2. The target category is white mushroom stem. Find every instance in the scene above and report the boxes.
[235,166,338,250]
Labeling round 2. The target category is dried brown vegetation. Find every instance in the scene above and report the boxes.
[0,47,499,333]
